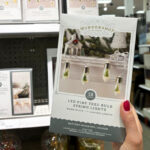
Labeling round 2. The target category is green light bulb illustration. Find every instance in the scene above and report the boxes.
[103,63,110,82]
[114,76,122,95]
[82,66,89,85]
[63,62,70,79]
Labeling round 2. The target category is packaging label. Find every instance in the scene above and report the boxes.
[50,14,137,142]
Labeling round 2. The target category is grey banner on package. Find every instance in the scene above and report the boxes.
[50,117,125,142]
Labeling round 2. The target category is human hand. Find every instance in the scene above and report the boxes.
[112,100,143,150]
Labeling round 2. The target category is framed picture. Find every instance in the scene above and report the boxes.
[11,69,33,115]
[47,48,57,111]
[0,0,22,22]
[23,0,59,22]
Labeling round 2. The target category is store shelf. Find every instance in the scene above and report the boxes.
[0,105,51,130]
[0,23,60,35]
[136,108,144,117]
[139,84,150,92]
[139,44,150,48]
[136,108,150,127]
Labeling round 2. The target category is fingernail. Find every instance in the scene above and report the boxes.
[123,100,130,111]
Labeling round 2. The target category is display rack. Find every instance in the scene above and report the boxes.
[139,84,150,91]
[0,32,58,130]
[0,23,60,35]
[135,84,150,127]
[136,108,150,127]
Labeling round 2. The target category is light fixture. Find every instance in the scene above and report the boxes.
[136,10,145,14]
[81,66,89,85]
[103,63,110,82]
[63,62,70,79]
[117,6,135,10]
[97,0,112,4]
[104,7,108,11]
[114,76,122,95]
[103,4,108,11]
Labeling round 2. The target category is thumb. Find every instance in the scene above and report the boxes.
[120,100,143,149]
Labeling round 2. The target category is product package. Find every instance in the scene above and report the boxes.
[0,68,33,118]
[0,0,22,22]
[50,14,137,142]
[66,0,98,15]
[23,0,59,22]
[0,70,12,118]
[47,48,57,111]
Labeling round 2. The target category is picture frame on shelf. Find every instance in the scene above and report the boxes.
[11,69,33,116]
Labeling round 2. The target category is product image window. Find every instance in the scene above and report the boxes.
[11,71,33,115]
[58,28,131,100]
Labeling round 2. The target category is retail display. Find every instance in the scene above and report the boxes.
[50,14,137,142]
[41,130,68,150]
[66,0,98,15]
[0,0,22,22]
[77,137,104,150]
[23,0,59,22]
[0,68,33,118]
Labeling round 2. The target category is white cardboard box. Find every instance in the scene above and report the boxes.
[23,0,59,22]
[50,14,137,142]
[66,0,98,16]
[0,70,12,118]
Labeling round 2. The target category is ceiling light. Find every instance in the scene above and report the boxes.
[104,7,108,11]
[136,10,145,14]
[117,6,135,10]
[97,0,112,4]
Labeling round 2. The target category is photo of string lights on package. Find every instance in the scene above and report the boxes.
[0,0,18,7]
[58,29,131,99]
